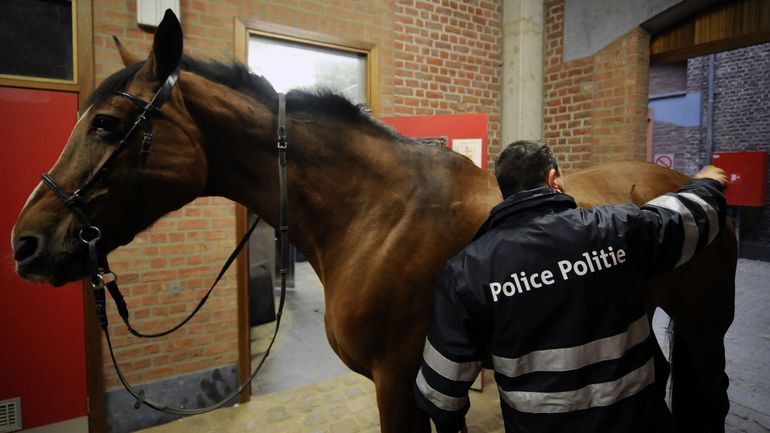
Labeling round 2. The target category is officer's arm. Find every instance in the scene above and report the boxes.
[638,166,727,273]
[414,268,484,433]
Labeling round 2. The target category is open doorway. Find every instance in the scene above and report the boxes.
[648,36,770,433]
[649,43,770,259]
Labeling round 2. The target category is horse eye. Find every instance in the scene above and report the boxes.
[91,115,120,134]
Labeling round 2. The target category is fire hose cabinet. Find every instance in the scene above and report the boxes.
[712,151,768,207]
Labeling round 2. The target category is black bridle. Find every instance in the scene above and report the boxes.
[41,70,290,415]
[43,69,179,229]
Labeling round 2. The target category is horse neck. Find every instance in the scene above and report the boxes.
[180,75,439,272]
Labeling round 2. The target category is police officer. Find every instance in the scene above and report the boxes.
[414,140,728,433]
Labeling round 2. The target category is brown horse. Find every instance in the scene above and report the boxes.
[11,12,734,433]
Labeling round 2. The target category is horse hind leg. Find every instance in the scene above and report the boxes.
[669,258,735,428]
[669,323,730,433]
[663,224,736,433]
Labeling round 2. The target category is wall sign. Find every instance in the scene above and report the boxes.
[452,138,484,168]
[654,153,674,169]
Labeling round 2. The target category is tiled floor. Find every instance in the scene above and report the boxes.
[139,259,770,433]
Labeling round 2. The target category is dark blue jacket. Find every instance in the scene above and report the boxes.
[415,179,726,433]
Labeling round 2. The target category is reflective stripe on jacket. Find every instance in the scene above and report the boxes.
[414,179,726,433]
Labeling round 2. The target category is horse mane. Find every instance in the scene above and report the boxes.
[86,56,407,142]
[86,62,145,107]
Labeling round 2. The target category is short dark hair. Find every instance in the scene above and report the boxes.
[495,140,560,198]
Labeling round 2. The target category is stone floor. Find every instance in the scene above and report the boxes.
[135,370,505,433]
[722,259,770,433]
[139,259,770,433]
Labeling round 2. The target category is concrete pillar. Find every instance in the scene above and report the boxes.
[501,0,544,145]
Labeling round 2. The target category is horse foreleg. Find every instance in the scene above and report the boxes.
[323,306,430,432]
[372,363,431,433]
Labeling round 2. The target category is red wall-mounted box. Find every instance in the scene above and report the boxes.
[711,151,768,207]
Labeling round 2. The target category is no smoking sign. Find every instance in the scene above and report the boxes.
[654,153,675,169]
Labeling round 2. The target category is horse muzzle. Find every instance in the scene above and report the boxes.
[13,233,89,286]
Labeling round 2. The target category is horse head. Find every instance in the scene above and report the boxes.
[12,11,206,286]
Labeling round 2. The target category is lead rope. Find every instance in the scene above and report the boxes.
[100,93,290,415]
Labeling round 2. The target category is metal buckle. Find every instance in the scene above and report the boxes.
[277,128,287,149]
[93,271,117,289]
[79,226,102,244]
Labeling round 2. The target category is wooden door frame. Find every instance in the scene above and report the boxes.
[73,4,103,431]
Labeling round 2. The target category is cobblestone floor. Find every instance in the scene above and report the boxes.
[136,369,503,433]
[139,260,770,433]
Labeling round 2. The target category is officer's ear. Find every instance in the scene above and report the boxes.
[546,168,565,193]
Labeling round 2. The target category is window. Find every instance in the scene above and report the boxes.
[249,36,367,105]
[236,20,378,112]
[0,0,76,83]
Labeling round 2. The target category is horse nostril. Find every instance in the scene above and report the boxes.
[14,236,39,263]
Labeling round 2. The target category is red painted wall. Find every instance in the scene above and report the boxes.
[0,87,87,429]
[381,113,489,170]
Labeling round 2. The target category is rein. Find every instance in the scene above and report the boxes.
[41,71,291,415]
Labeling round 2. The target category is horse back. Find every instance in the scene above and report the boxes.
[564,160,691,207]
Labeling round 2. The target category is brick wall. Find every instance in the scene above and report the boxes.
[101,197,238,388]
[91,0,504,394]
[543,0,649,171]
[393,0,503,166]
[649,61,687,96]
[649,61,699,176]
[591,28,650,164]
[649,61,690,173]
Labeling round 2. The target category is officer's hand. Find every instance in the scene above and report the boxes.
[695,165,728,188]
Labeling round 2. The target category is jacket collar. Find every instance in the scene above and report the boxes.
[474,187,576,239]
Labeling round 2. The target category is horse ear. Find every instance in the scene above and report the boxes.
[146,9,183,80]
[113,36,142,66]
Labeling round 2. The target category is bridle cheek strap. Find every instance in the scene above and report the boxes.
[117,70,178,168]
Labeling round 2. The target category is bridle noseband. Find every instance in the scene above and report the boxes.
[40,68,291,416]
